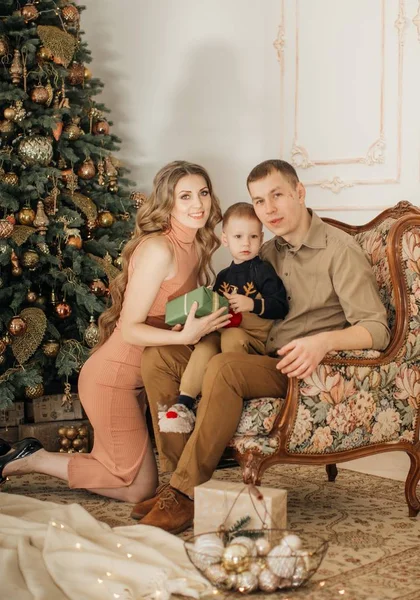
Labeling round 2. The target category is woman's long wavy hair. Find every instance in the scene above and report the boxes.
[94,160,222,351]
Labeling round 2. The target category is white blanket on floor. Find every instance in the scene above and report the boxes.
[0,493,210,600]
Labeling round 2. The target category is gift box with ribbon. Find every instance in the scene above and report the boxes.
[165,286,229,327]
[194,479,287,535]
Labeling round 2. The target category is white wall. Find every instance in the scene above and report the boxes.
[82,0,420,480]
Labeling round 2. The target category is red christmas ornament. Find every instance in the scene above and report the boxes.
[224,310,242,328]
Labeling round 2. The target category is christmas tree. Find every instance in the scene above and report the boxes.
[0,1,138,411]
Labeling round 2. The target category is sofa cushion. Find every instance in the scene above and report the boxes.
[234,397,284,436]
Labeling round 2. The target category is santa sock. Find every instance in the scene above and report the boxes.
[158,403,196,434]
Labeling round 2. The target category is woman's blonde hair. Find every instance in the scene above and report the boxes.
[94,160,222,350]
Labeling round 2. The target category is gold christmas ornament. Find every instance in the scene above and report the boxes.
[114,255,123,269]
[60,437,72,449]
[52,118,63,141]
[12,266,22,277]
[8,316,27,337]
[66,426,78,440]
[30,85,49,104]
[0,118,15,141]
[88,253,120,281]
[77,158,95,179]
[89,279,107,297]
[222,544,251,573]
[26,290,38,303]
[3,172,19,186]
[64,116,82,140]
[21,249,40,269]
[18,135,53,166]
[97,210,114,228]
[0,339,6,355]
[25,382,44,399]
[92,119,110,135]
[0,36,10,59]
[84,316,100,348]
[4,107,16,120]
[61,4,80,23]
[11,100,26,123]
[11,307,47,364]
[67,62,85,85]
[66,235,82,249]
[130,191,147,209]
[78,425,88,438]
[42,339,60,358]
[0,219,14,239]
[55,302,72,319]
[37,46,53,61]
[84,67,92,80]
[33,200,49,234]
[2,333,12,345]
[10,49,23,85]
[72,437,84,450]
[21,4,39,22]
[18,207,35,226]
[43,194,58,216]
[37,25,77,68]
[58,426,67,437]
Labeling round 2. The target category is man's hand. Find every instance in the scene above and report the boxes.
[224,292,254,314]
[276,334,330,379]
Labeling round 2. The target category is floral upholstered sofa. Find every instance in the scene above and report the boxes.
[228,201,420,517]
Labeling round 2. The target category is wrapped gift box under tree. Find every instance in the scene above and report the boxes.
[194,479,287,535]
[165,286,229,326]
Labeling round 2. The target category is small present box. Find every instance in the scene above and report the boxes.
[165,286,229,326]
[194,479,287,535]
[0,402,24,427]
[33,394,83,423]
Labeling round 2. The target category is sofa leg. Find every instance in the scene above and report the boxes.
[405,449,420,517]
[326,464,338,482]
[242,452,263,486]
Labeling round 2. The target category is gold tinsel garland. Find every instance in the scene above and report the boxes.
[11,308,47,364]
[62,191,97,222]
[37,25,77,68]
[11,225,35,246]
[88,253,120,281]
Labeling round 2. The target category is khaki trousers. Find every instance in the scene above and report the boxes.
[141,347,288,497]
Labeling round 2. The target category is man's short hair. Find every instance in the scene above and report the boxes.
[247,159,299,189]
[222,202,261,229]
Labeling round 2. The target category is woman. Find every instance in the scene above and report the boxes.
[0,161,231,503]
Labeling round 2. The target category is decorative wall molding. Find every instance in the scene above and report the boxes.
[275,0,406,193]
[413,1,420,41]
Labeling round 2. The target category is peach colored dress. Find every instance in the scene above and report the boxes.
[68,217,198,489]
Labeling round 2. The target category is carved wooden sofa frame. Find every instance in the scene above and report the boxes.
[229,201,420,517]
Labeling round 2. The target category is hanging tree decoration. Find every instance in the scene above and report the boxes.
[10,49,22,85]
[37,25,77,68]
[11,308,47,365]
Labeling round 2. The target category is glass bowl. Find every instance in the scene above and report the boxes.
[184,529,328,594]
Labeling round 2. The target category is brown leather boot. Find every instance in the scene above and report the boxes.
[139,485,194,534]
[130,483,170,520]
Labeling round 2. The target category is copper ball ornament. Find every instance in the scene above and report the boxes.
[0,219,14,239]
[21,4,39,21]
[8,316,27,336]
[11,266,22,277]
[18,207,36,225]
[72,437,84,450]
[84,67,92,80]
[3,172,19,186]
[66,235,82,249]
[64,121,82,140]
[92,120,110,135]
[130,191,147,209]
[78,425,88,438]
[66,427,78,440]
[97,210,114,228]
[42,339,60,358]
[37,46,53,61]
[26,290,38,303]
[60,437,72,449]
[77,158,95,179]
[67,62,85,86]
[61,4,80,22]
[114,255,123,269]
[89,279,107,297]
[31,86,49,104]
[58,426,67,437]
[55,302,72,319]
[25,383,44,399]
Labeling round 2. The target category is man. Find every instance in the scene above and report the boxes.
[133,159,390,534]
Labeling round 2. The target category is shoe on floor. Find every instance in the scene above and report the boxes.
[158,403,195,434]
[130,482,170,520]
[139,485,194,534]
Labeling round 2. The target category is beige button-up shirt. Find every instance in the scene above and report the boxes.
[260,210,391,355]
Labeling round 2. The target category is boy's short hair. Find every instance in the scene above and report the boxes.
[222,202,262,229]
[246,159,299,189]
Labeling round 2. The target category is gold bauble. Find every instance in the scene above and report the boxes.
[3,172,19,186]
[61,4,80,22]
[0,339,6,355]
[0,219,14,239]
[18,207,36,225]
[26,290,38,303]
[58,426,67,436]
[89,279,106,297]
[55,302,72,319]
[21,4,39,21]
[31,86,49,104]
[72,437,84,450]
[37,46,53,61]
[84,316,100,348]
[21,249,40,269]
[92,120,110,135]
[60,437,72,449]
[35,295,46,308]
[66,235,82,249]
[11,266,22,277]
[114,255,123,269]
[84,67,92,80]
[25,383,44,399]
[66,427,78,440]
[77,158,95,179]
[130,191,147,209]
[8,316,27,336]
[0,37,10,58]
[78,425,88,438]
[64,122,82,140]
[4,107,16,120]
[97,210,114,228]
[0,119,15,141]
[42,339,60,358]
[2,333,12,345]
[222,544,250,573]
[18,135,53,167]
[67,62,85,86]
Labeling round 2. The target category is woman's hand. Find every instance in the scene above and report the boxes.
[179,302,231,345]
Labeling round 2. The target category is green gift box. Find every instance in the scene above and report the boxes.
[165,286,229,326]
